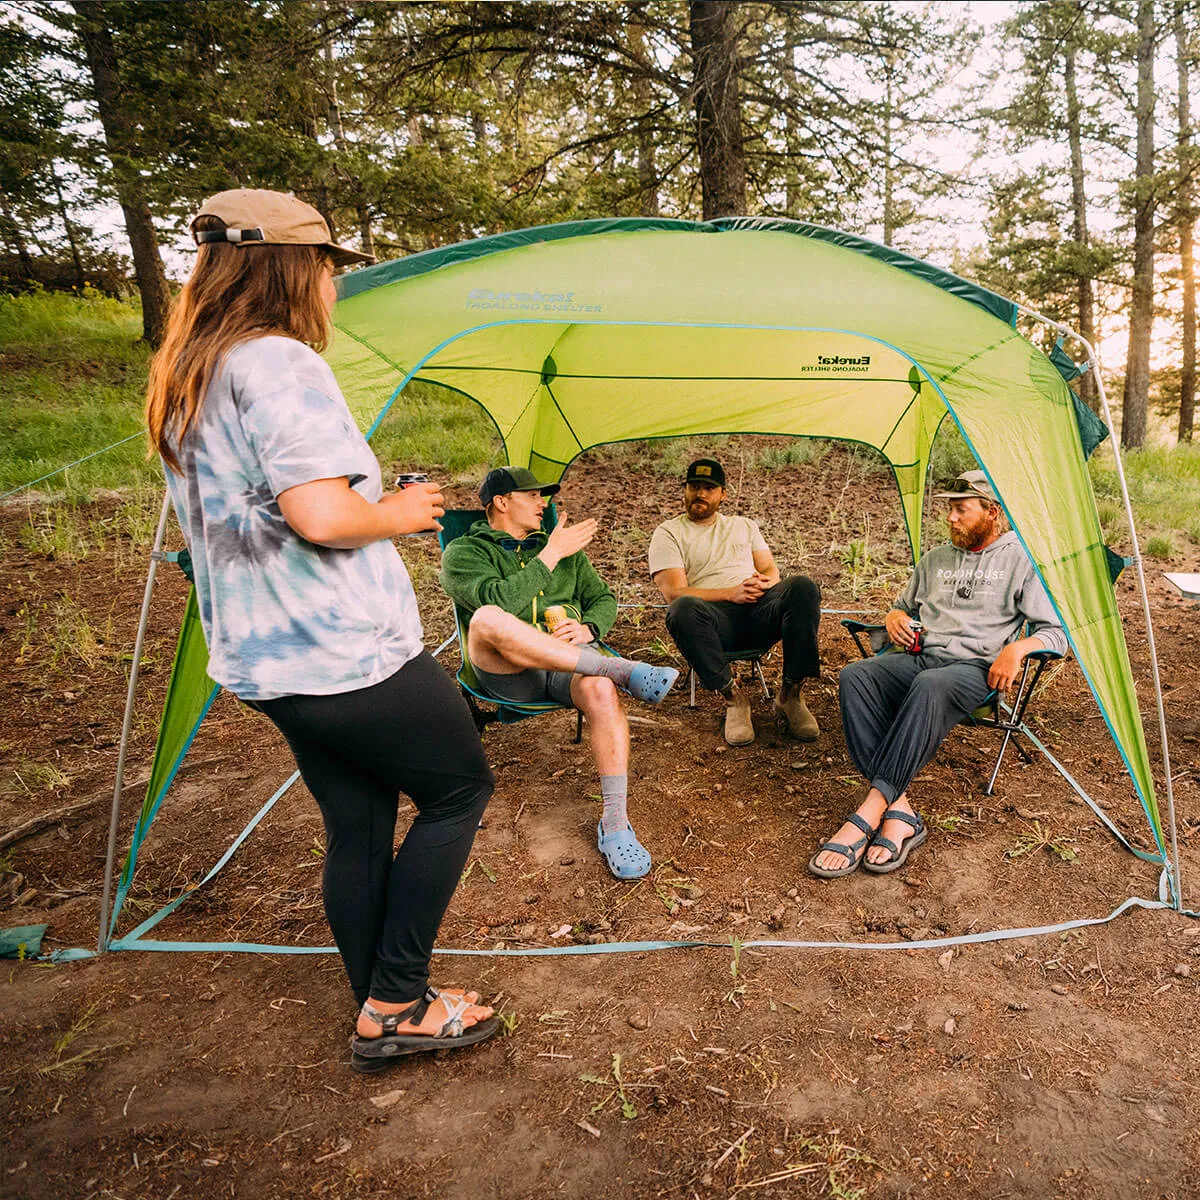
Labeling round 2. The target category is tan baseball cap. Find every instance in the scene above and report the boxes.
[191,189,375,268]
[934,469,998,503]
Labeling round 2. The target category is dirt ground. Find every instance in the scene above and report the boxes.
[2,440,1200,1200]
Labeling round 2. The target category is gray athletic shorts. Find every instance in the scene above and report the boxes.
[473,662,577,708]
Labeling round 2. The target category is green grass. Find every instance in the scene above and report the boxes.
[1088,441,1200,552]
[0,290,156,496]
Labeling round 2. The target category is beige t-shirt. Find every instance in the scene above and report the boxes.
[648,513,770,591]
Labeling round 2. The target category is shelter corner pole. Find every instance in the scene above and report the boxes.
[97,489,173,952]
[1017,303,1183,909]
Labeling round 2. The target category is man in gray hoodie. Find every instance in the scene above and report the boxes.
[809,470,1068,878]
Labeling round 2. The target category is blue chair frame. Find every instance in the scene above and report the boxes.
[438,506,584,742]
[841,618,1063,796]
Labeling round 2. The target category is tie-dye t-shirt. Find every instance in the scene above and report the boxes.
[164,335,424,700]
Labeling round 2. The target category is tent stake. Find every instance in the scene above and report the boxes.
[1018,305,1183,909]
[98,490,173,951]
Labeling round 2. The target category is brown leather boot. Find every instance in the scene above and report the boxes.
[723,685,755,746]
[776,685,819,741]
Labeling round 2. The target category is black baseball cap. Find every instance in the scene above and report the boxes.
[478,465,561,506]
[685,458,726,487]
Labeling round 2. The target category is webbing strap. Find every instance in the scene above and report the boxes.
[110,771,301,948]
[51,894,1192,963]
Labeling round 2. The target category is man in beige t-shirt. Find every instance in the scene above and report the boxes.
[649,458,822,745]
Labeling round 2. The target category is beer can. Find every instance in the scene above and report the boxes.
[544,605,569,633]
[395,472,430,489]
[907,620,924,655]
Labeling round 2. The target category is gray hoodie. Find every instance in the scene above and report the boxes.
[894,531,1068,665]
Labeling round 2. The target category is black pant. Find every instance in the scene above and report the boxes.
[838,652,993,804]
[665,575,822,692]
[255,651,493,1006]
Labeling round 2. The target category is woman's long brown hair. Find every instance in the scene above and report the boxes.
[146,216,331,473]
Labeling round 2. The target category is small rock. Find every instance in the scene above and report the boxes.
[584,933,608,945]
[1050,983,1069,996]
[573,886,585,899]
[1175,962,1192,978]
[524,894,540,905]
[559,855,576,866]
[943,1017,957,1036]
[865,1052,883,1063]
[518,923,538,939]
[790,762,804,771]
[767,904,787,929]
[681,885,705,900]
[713,783,723,793]
[786,888,798,899]
[770,1147,785,1160]
[1006,1000,1030,1012]
[937,948,954,972]
[627,1011,650,1030]
[549,924,572,939]
[369,1089,406,1109]
[785,785,795,794]
[913,906,926,919]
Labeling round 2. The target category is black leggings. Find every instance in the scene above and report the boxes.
[255,651,493,1007]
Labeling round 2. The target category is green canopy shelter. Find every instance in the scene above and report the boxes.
[95,217,1181,955]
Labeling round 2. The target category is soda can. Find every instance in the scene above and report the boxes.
[395,472,430,489]
[907,620,924,655]
[543,605,569,632]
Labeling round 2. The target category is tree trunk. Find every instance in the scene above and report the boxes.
[322,20,372,260]
[74,2,171,347]
[882,67,896,247]
[630,23,659,218]
[1178,1,1196,441]
[54,173,86,287]
[1065,35,1099,411]
[0,193,35,280]
[1122,0,1156,449]
[689,0,746,219]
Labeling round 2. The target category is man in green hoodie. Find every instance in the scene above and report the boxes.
[439,466,678,880]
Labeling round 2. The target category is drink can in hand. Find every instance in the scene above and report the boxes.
[395,472,430,489]
[544,605,569,633]
[907,620,924,655]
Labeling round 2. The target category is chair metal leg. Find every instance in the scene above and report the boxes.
[574,709,584,744]
[985,729,1015,796]
[752,658,770,699]
[688,669,697,707]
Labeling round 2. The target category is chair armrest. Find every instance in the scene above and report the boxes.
[841,618,886,660]
[1024,648,1063,661]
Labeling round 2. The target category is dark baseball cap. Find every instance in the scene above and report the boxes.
[934,469,998,503]
[478,466,561,506]
[685,458,726,487]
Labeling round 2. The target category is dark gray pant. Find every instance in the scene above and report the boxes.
[838,652,993,804]
[665,575,822,692]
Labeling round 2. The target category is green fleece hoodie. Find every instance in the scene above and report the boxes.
[439,520,618,638]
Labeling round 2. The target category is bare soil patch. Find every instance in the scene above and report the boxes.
[2,441,1199,1199]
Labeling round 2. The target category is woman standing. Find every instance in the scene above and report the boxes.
[145,189,498,1070]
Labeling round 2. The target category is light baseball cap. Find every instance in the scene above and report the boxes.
[934,469,998,503]
[191,189,375,268]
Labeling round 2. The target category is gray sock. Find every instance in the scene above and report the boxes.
[575,646,634,688]
[600,774,629,835]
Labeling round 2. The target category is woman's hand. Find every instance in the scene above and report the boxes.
[379,481,445,534]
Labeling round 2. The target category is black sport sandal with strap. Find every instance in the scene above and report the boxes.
[350,987,501,1072]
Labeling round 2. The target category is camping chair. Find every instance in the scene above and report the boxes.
[841,619,1062,796]
[686,648,773,707]
[438,506,584,742]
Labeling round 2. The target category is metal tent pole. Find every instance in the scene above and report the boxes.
[1016,304,1183,908]
[97,490,173,951]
